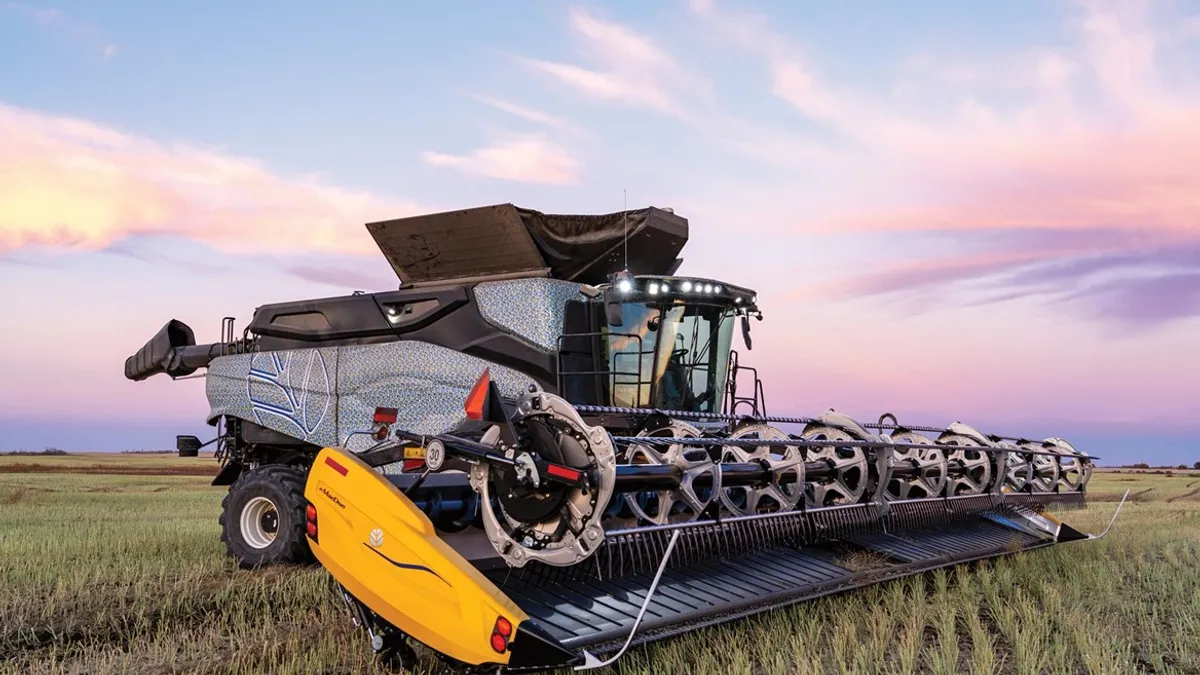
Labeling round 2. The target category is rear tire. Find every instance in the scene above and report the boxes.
[219,464,314,568]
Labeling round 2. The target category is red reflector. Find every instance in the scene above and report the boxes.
[402,458,425,472]
[306,522,317,538]
[495,616,512,637]
[373,407,398,424]
[490,632,507,653]
[305,504,316,522]
[546,464,581,482]
[465,368,491,420]
[324,456,349,476]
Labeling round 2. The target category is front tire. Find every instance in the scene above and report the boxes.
[219,464,314,568]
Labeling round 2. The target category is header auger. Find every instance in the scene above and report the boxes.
[125,202,1118,673]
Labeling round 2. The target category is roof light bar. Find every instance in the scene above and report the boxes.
[601,275,757,308]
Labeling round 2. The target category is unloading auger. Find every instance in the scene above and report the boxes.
[123,202,1121,673]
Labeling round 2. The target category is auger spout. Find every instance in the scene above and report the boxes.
[123,319,228,381]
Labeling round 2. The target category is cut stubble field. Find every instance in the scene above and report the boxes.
[2,454,1198,675]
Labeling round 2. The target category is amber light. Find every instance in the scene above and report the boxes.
[305,501,318,542]
[490,615,512,653]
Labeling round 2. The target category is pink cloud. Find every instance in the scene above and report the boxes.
[794,251,1057,301]
[514,7,696,117]
[420,133,583,184]
[467,95,572,131]
[679,0,1200,327]
[0,104,429,257]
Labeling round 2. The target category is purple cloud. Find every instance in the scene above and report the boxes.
[1060,272,1200,327]
[100,242,232,275]
[283,264,396,291]
[821,232,1200,327]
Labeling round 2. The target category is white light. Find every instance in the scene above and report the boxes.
[617,278,633,293]
[735,297,742,304]
[648,282,660,295]
[661,283,670,293]
[714,285,722,293]
[704,284,713,293]
[681,281,693,292]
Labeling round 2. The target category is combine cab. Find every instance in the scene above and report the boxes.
[126,203,1120,673]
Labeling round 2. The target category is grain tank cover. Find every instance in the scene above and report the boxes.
[365,203,688,286]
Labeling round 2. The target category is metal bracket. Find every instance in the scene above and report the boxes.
[990,444,1008,497]
[871,441,893,519]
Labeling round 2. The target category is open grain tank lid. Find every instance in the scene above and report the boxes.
[364,203,688,286]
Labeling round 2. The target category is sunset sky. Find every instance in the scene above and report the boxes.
[2,0,1198,464]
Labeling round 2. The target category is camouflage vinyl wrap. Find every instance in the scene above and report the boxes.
[205,340,535,451]
[472,278,585,352]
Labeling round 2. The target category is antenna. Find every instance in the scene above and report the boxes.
[623,188,628,272]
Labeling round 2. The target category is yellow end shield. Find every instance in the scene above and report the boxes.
[303,447,528,667]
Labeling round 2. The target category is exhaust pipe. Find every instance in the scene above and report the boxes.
[124,320,224,381]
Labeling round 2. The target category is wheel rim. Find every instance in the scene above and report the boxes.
[241,496,279,549]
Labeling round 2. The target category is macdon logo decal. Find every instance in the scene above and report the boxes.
[319,486,346,509]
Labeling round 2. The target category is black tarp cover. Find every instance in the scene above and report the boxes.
[364,203,688,286]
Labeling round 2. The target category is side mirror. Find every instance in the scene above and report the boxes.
[741,314,753,350]
[605,291,624,326]
[176,435,202,457]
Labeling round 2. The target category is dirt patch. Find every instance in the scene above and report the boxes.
[835,549,893,572]
[1091,488,1154,502]
[0,487,50,504]
[1167,487,1200,503]
[0,464,217,476]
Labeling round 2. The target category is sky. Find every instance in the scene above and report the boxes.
[1,0,1198,465]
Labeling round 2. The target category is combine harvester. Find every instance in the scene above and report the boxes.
[126,204,1122,673]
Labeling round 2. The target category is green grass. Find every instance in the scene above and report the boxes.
[2,457,1198,674]
[0,451,219,475]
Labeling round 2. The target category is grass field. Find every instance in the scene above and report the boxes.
[2,453,1198,674]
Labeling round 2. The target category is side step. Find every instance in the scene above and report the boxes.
[486,516,1053,663]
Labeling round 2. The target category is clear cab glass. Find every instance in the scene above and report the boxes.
[601,287,744,413]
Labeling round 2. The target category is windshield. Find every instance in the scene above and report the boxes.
[603,302,661,408]
[601,300,736,413]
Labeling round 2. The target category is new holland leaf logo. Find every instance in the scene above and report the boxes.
[369,528,384,547]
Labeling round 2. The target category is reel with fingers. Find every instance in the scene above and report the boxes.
[1047,437,1090,492]
[717,423,805,516]
[885,429,949,500]
[1019,439,1061,492]
[998,439,1035,493]
[938,423,995,495]
[623,420,721,525]
[446,384,1097,573]
[800,411,871,507]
